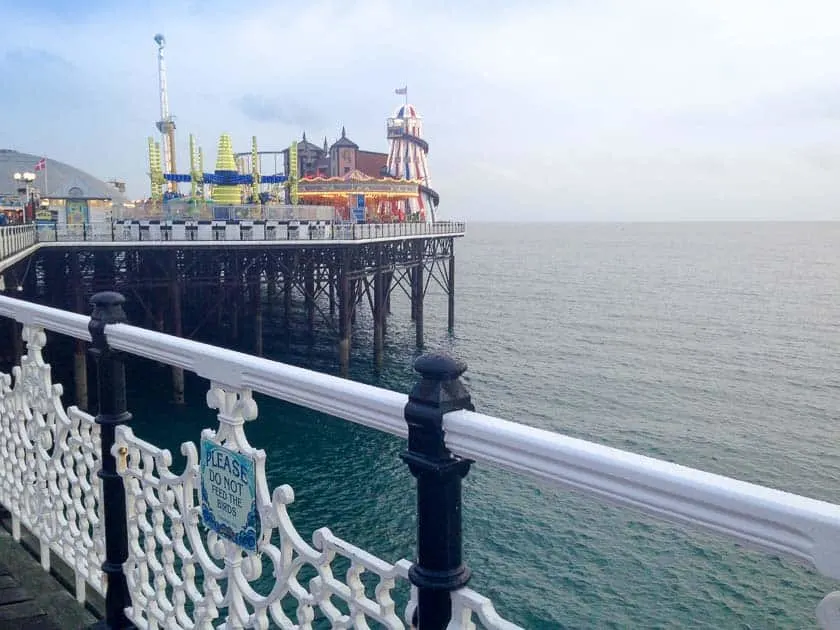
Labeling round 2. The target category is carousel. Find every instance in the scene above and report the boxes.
[296,169,423,222]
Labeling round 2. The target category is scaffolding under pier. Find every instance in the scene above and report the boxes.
[1,231,461,403]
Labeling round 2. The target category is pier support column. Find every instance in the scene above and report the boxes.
[305,260,315,333]
[350,280,358,325]
[448,248,455,333]
[338,252,352,376]
[74,341,88,411]
[410,267,417,322]
[328,269,336,317]
[169,254,185,405]
[373,247,385,368]
[413,241,425,348]
[266,259,276,304]
[252,273,264,357]
[71,252,88,410]
[231,257,241,344]
[385,271,392,315]
[283,270,292,322]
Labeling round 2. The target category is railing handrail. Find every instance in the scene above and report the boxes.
[444,409,840,579]
[27,220,466,245]
[3,291,840,588]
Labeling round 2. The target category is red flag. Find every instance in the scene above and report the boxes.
[34,158,46,171]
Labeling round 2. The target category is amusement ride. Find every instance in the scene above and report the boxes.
[144,37,440,223]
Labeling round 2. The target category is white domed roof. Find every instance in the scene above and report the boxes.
[0,149,126,200]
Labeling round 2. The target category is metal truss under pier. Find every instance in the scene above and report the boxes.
[2,233,460,403]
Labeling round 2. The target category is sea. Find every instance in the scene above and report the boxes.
[121,222,840,629]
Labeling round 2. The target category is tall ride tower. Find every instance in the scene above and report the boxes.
[386,101,439,223]
[154,33,177,193]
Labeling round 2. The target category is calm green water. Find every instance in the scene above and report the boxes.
[121,222,840,628]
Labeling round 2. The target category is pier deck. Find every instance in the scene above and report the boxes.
[0,513,97,629]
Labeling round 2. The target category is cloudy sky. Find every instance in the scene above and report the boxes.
[1,0,839,221]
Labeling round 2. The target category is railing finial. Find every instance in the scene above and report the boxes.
[403,351,475,630]
[90,291,127,333]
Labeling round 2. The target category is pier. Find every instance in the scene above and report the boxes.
[2,224,840,628]
[1,220,463,405]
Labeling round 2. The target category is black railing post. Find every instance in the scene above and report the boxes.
[402,353,474,629]
[88,291,134,629]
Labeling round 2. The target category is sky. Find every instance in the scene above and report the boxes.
[1,0,840,221]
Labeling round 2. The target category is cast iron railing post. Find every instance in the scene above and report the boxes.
[88,291,134,629]
[402,353,475,629]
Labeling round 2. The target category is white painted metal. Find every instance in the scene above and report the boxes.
[0,224,37,265]
[104,322,409,439]
[0,295,838,627]
[0,325,105,602]
[0,297,91,340]
[444,409,840,580]
[114,383,517,629]
[117,383,393,628]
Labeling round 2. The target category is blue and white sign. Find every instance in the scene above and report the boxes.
[200,439,261,552]
[352,194,366,222]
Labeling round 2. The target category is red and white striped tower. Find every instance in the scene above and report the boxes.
[386,96,439,223]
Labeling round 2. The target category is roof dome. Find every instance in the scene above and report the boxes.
[0,149,126,200]
[394,104,419,119]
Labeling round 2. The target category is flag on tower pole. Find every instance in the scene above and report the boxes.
[395,86,407,95]
[34,157,48,196]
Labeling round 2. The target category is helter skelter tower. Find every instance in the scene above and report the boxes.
[386,97,439,223]
[154,34,177,193]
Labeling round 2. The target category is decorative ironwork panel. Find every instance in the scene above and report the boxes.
[0,324,105,601]
[115,382,522,629]
[448,589,524,630]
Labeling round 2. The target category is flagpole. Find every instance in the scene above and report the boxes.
[44,157,48,198]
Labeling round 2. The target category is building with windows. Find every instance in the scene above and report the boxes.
[281,128,388,180]
[0,149,127,224]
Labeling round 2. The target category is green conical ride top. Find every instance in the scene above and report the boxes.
[212,133,241,205]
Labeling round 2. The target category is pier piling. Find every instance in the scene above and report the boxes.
[71,253,89,410]
[169,253,185,404]
[374,246,385,368]
[413,245,425,349]
[338,252,352,375]
[448,251,455,332]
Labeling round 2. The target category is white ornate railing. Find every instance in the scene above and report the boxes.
[0,322,105,603]
[1,292,840,628]
[0,224,37,261]
[32,220,466,244]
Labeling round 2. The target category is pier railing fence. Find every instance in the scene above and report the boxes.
[31,220,466,244]
[0,224,36,260]
[1,292,840,628]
